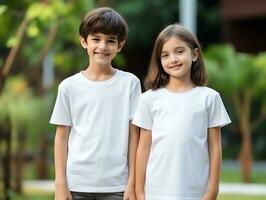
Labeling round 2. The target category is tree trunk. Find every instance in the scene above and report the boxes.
[14,130,26,193]
[35,135,49,179]
[2,119,12,200]
[238,130,253,182]
[238,90,253,182]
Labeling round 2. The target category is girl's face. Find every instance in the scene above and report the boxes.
[160,36,198,82]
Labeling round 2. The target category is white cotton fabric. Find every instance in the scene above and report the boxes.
[50,69,141,192]
[133,86,231,200]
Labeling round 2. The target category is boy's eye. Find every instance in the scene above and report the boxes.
[92,38,100,42]
[108,40,116,43]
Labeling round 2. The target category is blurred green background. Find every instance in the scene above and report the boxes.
[0,0,266,199]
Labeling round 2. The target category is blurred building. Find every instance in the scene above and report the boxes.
[220,0,266,53]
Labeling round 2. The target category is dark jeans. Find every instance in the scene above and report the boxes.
[71,191,124,200]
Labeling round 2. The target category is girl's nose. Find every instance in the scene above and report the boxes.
[170,54,178,64]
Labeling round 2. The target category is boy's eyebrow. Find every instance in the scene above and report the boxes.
[108,36,117,40]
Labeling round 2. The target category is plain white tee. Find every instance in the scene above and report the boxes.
[132,86,231,200]
[50,69,141,192]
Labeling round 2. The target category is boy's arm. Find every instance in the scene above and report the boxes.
[135,128,151,200]
[54,125,72,200]
[203,127,222,200]
[124,123,140,200]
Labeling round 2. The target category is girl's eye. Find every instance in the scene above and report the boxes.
[108,40,116,43]
[161,54,168,58]
[177,50,183,54]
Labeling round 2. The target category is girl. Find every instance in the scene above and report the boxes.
[133,24,231,200]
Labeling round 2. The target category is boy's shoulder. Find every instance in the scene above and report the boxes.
[116,69,140,84]
[58,72,81,89]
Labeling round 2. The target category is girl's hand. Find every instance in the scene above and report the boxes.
[123,184,136,200]
[54,183,72,200]
[135,192,145,200]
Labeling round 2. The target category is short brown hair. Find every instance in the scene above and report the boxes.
[79,7,128,43]
[145,24,207,90]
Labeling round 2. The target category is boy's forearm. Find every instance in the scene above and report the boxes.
[54,126,70,185]
[127,123,140,186]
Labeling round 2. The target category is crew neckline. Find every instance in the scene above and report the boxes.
[162,86,200,96]
[79,69,120,86]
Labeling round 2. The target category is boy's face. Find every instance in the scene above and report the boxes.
[80,33,124,67]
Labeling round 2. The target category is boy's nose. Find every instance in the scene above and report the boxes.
[99,41,107,49]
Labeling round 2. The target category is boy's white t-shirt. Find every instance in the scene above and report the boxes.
[50,69,141,192]
[132,86,231,200]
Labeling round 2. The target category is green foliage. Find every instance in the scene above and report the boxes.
[205,44,266,97]
[1,0,95,76]
[117,0,179,47]
[0,76,49,150]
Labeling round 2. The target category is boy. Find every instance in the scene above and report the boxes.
[50,7,141,200]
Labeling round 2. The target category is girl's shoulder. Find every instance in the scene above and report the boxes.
[197,86,220,96]
[141,88,165,100]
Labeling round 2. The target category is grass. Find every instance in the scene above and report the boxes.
[5,192,266,200]
[11,192,53,200]
[221,168,266,184]
[218,194,266,200]
[1,163,266,199]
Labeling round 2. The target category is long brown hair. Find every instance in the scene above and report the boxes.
[145,24,207,90]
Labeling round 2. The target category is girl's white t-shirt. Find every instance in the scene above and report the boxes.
[50,69,141,192]
[132,86,231,200]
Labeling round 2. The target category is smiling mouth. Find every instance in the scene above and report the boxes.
[94,52,110,56]
[169,64,182,68]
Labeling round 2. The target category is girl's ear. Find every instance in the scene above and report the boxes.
[192,48,199,62]
[80,36,88,49]
[117,40,125,52]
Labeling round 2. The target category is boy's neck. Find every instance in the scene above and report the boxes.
[83,64,117,82]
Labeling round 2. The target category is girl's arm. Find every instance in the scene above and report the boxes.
[124,123,140,200]
[135,128,152,200]
[203,127,222,200]
[54,125,72,200]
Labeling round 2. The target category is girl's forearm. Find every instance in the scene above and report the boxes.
[207,127,222,198]
[135,129,151,196]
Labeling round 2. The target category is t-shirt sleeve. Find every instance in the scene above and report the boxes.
[50,84,72,126]
[129,79,142,121]
[207,93,231,128]
[132,94,153,130]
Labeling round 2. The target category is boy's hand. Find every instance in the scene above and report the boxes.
[54,183,72,200]
[202,191,217,200]
[123,183,136,200]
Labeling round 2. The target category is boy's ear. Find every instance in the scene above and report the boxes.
[79,36,88,49]
[117,40,126,52]
[192,48,199,62]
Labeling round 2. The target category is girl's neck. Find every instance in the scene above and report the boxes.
[166,77,195,93]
